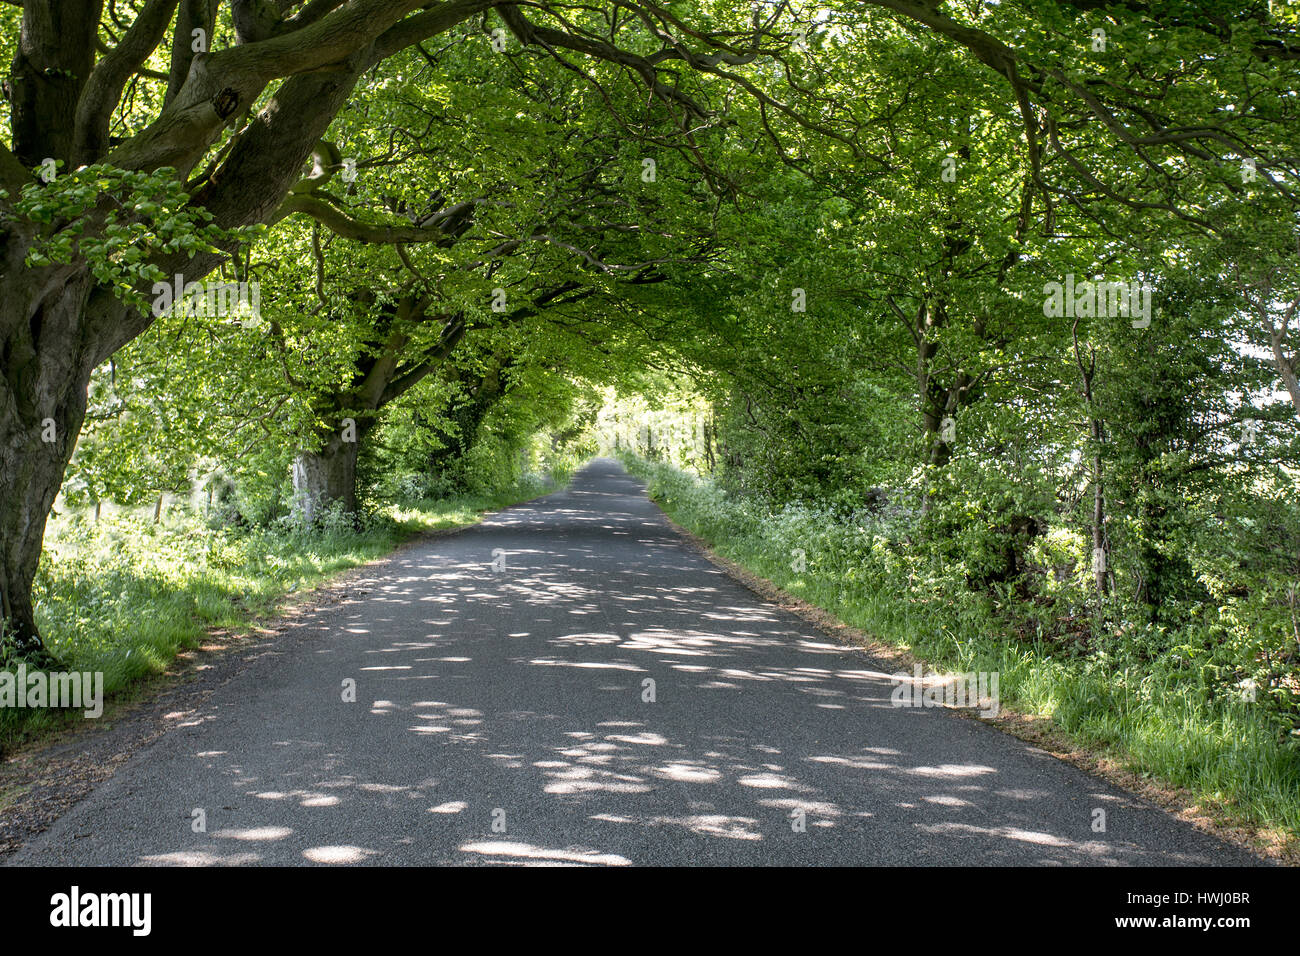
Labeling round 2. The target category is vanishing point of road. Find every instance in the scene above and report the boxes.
[8,459,1257,866]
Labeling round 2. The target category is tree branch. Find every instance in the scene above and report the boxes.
[74,0,180,164]
[273,193,451,243]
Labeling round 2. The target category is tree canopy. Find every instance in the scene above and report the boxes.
[0,0,1298,716]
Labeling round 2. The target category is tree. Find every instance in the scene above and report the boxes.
[0,0,861,655]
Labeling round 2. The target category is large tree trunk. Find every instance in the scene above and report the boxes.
[0,81,353,656]
[292,437,360,525]
[0,48,371,658]
[0,269,105,660]
[0,161,154,658]
[0,2,479,659]
[9,0,100,168]
[290,306,468,524]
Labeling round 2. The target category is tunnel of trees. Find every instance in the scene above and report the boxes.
[1,0,1299,834]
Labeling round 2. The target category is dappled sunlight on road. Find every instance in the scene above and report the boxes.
[21,461,1249,868]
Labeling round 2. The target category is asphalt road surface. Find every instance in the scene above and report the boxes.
[8,459,1258,866]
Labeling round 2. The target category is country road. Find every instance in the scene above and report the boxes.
[7,459,1258,866]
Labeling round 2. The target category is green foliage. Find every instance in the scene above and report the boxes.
[627,452,1300,839]
[8,0,1300,851]
[2,478,557,750]
[13,165,258,312]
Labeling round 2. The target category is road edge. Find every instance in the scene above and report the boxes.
[0,485,564,862]
[643,493,1291,867]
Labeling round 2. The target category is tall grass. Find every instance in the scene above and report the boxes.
[626,453,1300,844]
[0,477,556,751]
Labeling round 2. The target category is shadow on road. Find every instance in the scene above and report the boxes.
[11,460,1259,866]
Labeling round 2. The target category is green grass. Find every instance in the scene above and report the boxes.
[625,453,1300,848]
[0,478,557,753]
